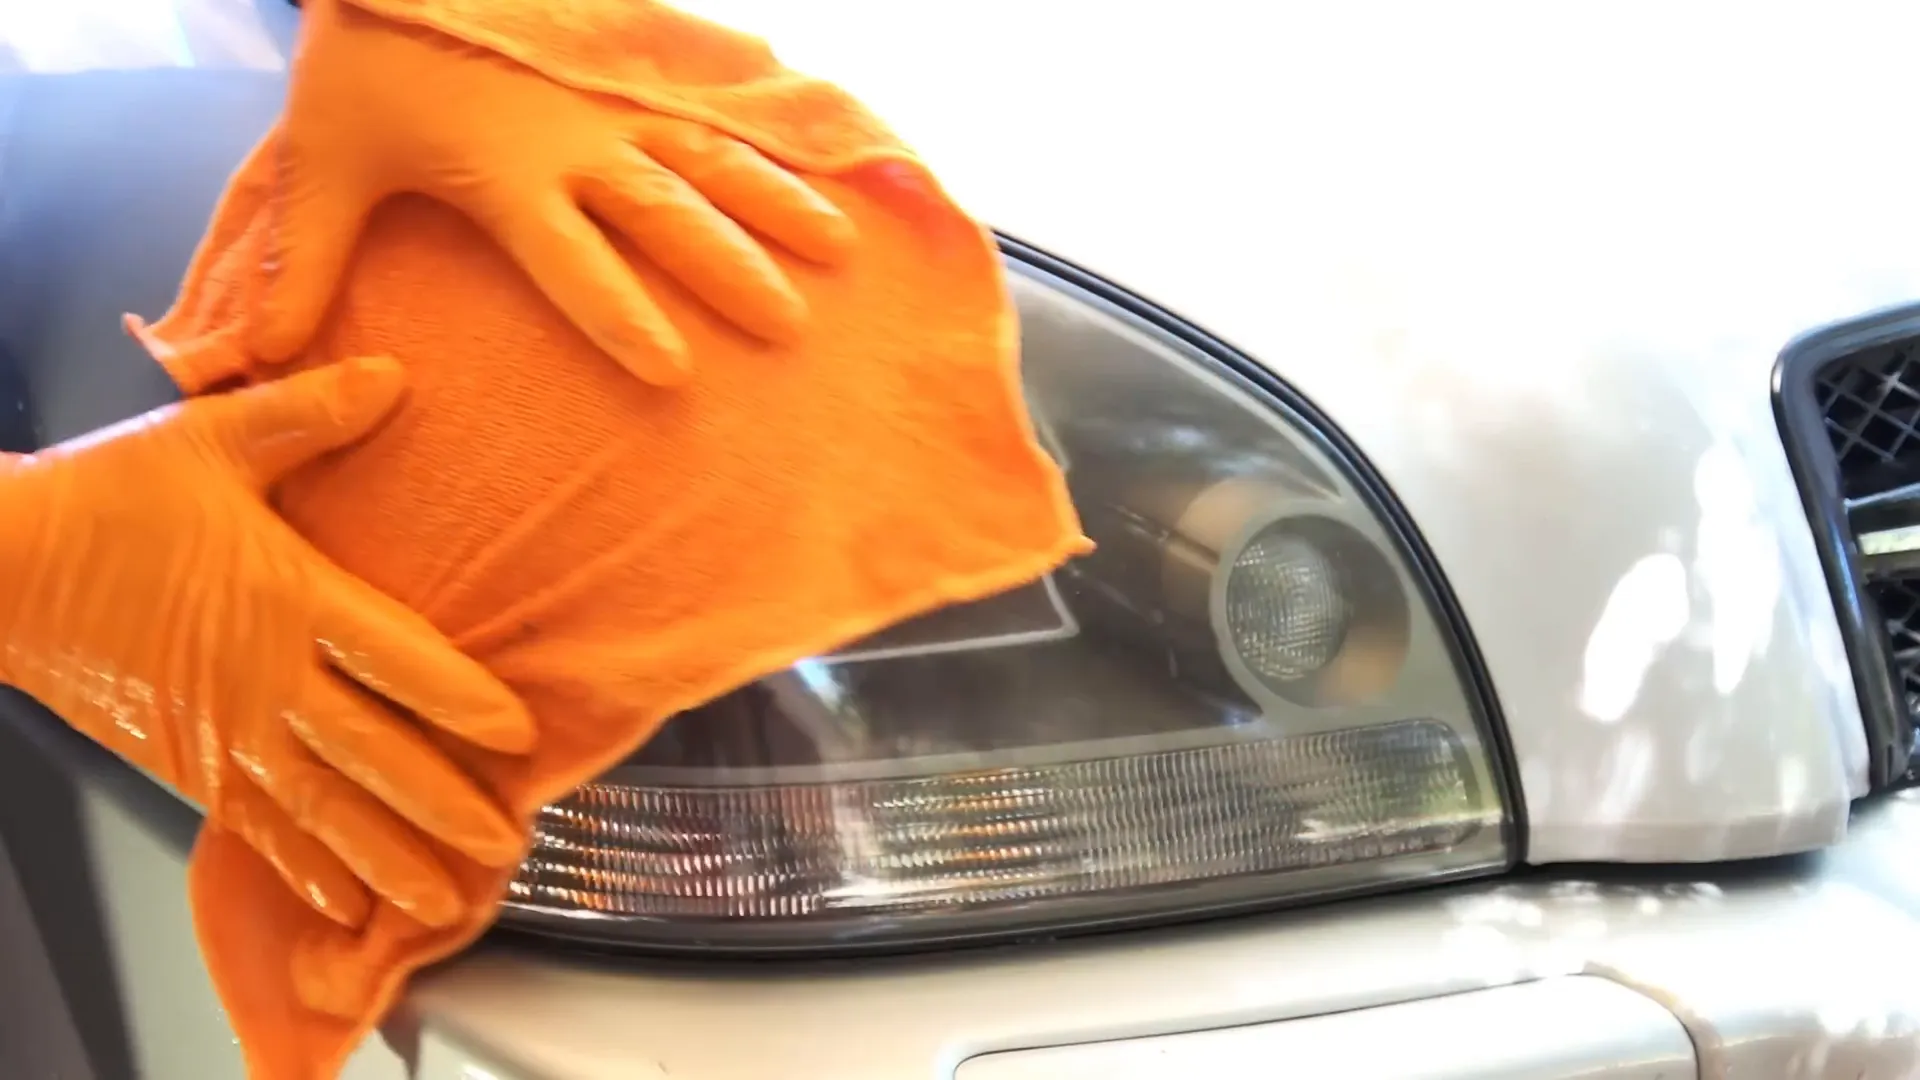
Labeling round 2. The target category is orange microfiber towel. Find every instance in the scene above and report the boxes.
[127,4,1087,1077]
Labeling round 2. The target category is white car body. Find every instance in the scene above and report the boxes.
[5,1,1920,1077]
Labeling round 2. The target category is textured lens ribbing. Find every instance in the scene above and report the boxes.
[506,720,1491,922]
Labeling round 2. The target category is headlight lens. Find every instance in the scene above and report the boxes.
[498,250,1514,951]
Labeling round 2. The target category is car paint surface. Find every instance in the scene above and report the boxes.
[5,0,1920,1077]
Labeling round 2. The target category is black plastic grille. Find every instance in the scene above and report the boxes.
[1813,341,1920,775]
[1816,345,1920,498]
[1878,579,1920,722]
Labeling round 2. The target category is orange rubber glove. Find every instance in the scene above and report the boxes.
[253,0,859,384]
[0,356,536,932]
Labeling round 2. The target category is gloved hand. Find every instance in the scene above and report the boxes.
[254,0,858,385]
[0,357,535,932]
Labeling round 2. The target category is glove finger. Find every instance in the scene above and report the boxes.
[580,147,807,346]
[231,724,465,928]
[492,195,692,387]
[642,121,856,267]
[249,151,376,363]
[218,779,372,929]
[292,904,437,1019]
[202,355,407,489]
[313,569,534,755]
[287,675,524,869]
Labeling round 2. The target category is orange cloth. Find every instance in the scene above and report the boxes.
[129,5,1088,1077]
[256,0,865,384]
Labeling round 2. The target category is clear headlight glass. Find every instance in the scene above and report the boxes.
[498,249,1515,952]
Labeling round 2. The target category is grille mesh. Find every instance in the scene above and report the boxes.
[1814,342,1920,763]
[1876,578,1920,722]
[1815,344,1920,497]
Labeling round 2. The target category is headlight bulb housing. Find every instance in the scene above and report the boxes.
[497,244,1518,953]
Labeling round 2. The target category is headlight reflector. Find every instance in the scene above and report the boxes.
[1226,524,1353,685]
[499,248,1514,952]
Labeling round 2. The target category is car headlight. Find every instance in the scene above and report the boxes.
[497,242,1517,952]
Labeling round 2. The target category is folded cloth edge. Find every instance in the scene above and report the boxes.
[339,0,938,184]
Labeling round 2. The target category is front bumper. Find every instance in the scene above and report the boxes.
[7,695,1920,1080]
[401,791,1920,1080]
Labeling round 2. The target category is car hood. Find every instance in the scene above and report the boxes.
[714,1,1920,364]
